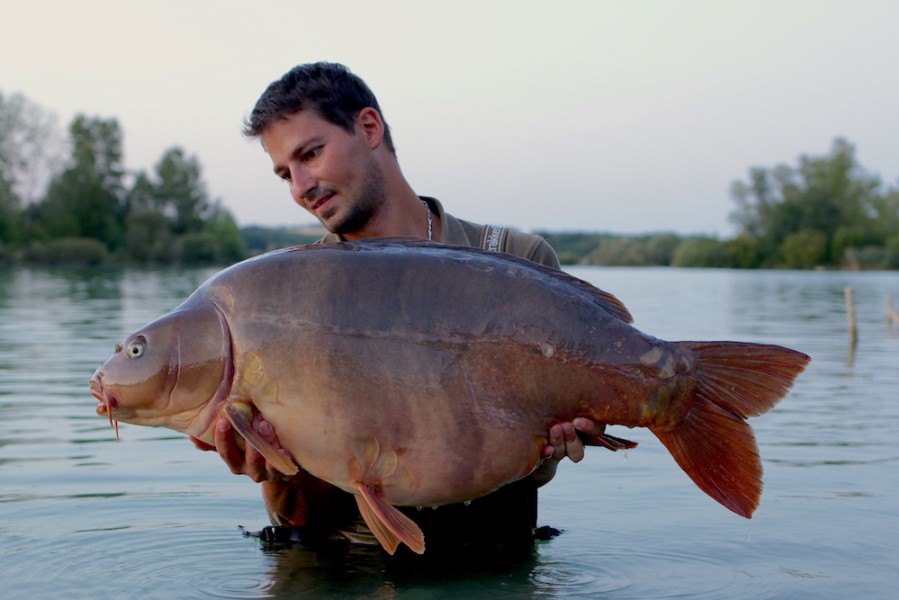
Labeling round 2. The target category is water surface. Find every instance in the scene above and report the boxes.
[1,265,897,598]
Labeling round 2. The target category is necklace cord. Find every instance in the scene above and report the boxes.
[421,200,433,241]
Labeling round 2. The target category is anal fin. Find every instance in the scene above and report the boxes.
[355,483,425,555]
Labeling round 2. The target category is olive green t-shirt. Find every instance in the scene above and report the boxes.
[318,196,560,271]
[423,196,561,269]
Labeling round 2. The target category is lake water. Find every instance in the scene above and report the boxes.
[1,264,897,599]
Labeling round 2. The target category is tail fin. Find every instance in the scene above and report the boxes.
[650,342,809,518]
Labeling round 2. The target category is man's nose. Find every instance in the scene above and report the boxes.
[289,167,316,204]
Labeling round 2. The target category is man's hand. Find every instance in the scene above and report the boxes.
[190,416,347,528]
[530,417,605,486]
[543,417,605,464]
[189,415,286,483]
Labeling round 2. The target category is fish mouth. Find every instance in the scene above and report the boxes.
[90,376,121,441]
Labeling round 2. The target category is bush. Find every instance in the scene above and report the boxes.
[589,237,648,266]
[671,237,729,267]
[177,232,219,264]
[0,243,13,263]
[122,207,176,263]
[842,246,897,270]
[556,251,581,265]
[780,229,827,268]
[25,237,109,265]
[724,236,762,268]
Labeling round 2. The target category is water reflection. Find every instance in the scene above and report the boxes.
[256,541,544,598]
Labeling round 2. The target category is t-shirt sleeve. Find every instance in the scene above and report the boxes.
[527,238,561,270]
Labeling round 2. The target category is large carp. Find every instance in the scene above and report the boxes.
[90,241,809,554]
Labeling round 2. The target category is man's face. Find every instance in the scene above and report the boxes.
[262,109,387,235]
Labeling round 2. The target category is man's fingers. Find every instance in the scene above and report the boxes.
[214,417,231,445]
[244,446,270,483]
[214,419,247,475]
[545,421,587,463]
[566,438,586,463]
[256,418,277,444]
[209,416,284,483]
[572,417,604,436]
[189,436,215,452]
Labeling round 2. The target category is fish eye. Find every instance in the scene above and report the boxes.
[126,337,147,359]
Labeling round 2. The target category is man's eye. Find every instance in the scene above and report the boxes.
[303,146,322,162]
[279,171,291,182]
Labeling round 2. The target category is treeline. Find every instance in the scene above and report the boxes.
[4,87,896,271]
[0,91,245,265]
[240,225,325,255]
[541,138,899,269]
[540,231,794,268]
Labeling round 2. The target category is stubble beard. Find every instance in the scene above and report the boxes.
[326,159,389,236]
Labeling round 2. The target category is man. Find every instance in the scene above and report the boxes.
[193,62,600,553]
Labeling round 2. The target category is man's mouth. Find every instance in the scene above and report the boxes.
[309,191,336,215]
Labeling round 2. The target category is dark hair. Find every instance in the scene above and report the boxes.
[242,62,395,154]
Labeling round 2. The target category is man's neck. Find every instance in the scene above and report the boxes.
[340,176,434,242]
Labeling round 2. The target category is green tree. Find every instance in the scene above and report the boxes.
[193,204,246,263]
[0,91,61,205]
[729,138,883,267]
[154,147,209,235]
[240,225,323,255]
[831,225,865,265]
[122,207,175,263]
[589,237,647,266]
[122,146,244,264]
[0,171,18,246]
[35,115,126,249]
[781,229,827,268]
[0,91,62,247]
[869,186,899,246]
[671,237,729,268]
[643,233,681,265]
[723,235,761,268]
[207,207,246,262]
[536,232,604,265]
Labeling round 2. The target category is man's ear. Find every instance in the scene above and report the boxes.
[355,107,385,149]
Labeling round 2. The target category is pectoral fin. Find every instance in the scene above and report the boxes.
[583,431,638,451]
[224,403,299,477]
[354,483,425,555]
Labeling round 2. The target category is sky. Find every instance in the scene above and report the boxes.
[3,0,898,236]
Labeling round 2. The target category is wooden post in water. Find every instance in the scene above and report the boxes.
[845,286,857,366]
[887,294,899,333]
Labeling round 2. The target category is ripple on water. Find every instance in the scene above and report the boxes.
[528,524,823,600]
[529,558,630,597]
[7,523,273,600]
